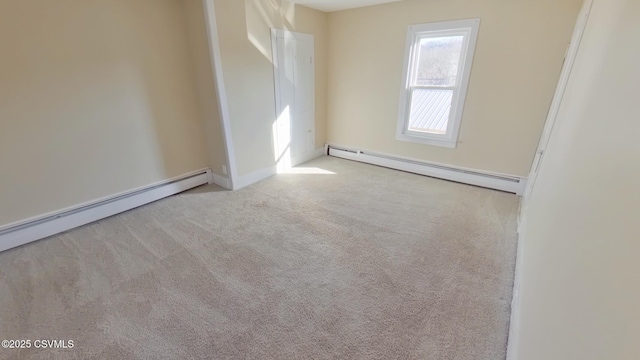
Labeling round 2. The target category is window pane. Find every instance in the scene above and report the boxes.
[408,88,453,134]
[414,36,464,87]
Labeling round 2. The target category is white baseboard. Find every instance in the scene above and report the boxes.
[233,148,325,190]
[0,169,211,253]
[327,145,527,195]
[234,166,277,190]
[291,148,325,168]
[212,174,231,189]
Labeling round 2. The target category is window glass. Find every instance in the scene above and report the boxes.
[413,36,464,87]
[408,89,453,134]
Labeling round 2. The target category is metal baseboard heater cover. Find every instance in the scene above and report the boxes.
[328,146,526,195]
[0,169,212,253]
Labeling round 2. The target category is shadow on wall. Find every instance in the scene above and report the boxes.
[246,0,296,61]
[0,0,208,226]
[74,0,209,182]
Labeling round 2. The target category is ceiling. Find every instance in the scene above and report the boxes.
[291,0,404,12]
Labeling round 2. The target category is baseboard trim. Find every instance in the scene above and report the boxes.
[234,166,277,190]
[0,169,211,253]
[291,148,325,168]
[327,145,527,195]
[212,174,231,189]
[233,149,325,190]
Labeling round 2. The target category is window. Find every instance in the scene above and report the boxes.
[397,19,480,148]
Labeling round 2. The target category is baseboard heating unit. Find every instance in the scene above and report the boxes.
[0,169,213,253]
[327,145,526,195]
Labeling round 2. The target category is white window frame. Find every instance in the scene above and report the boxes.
[396,18,480,149]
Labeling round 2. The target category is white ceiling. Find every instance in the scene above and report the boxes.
[291,0,404,12]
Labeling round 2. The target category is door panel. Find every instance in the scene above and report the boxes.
[272,30,315,170]
[294,38,315,155]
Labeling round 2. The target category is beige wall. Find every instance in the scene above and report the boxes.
[326,0,582,176]
[182,0,228,178]
[516,0,640,358]
[214,0,328,176]
[0,0,209,227]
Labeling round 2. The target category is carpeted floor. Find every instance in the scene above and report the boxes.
[0,156,519,360]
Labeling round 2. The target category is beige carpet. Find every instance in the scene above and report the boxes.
[0,156,519,360]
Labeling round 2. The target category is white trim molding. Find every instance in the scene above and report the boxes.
[211,174,231,189]
[0,169,211,253]
[234,166,277,190]
[202,0,238,190]
[291,148,325,168]
[233,148,325,190]
[521,0,593,209]
[327,144,527,195]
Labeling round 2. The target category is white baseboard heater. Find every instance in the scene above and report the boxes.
[328,145,527,195]
[0,169,213,253]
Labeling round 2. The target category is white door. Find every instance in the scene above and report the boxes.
[271,29,315,171]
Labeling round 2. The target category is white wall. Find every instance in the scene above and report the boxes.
[326,0,582,176]
[515,0,640,358]
[0,0,209,227]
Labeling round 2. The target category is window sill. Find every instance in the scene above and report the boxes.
[396,133,458,149]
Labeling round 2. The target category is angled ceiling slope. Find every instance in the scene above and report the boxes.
[291,0,404,12]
